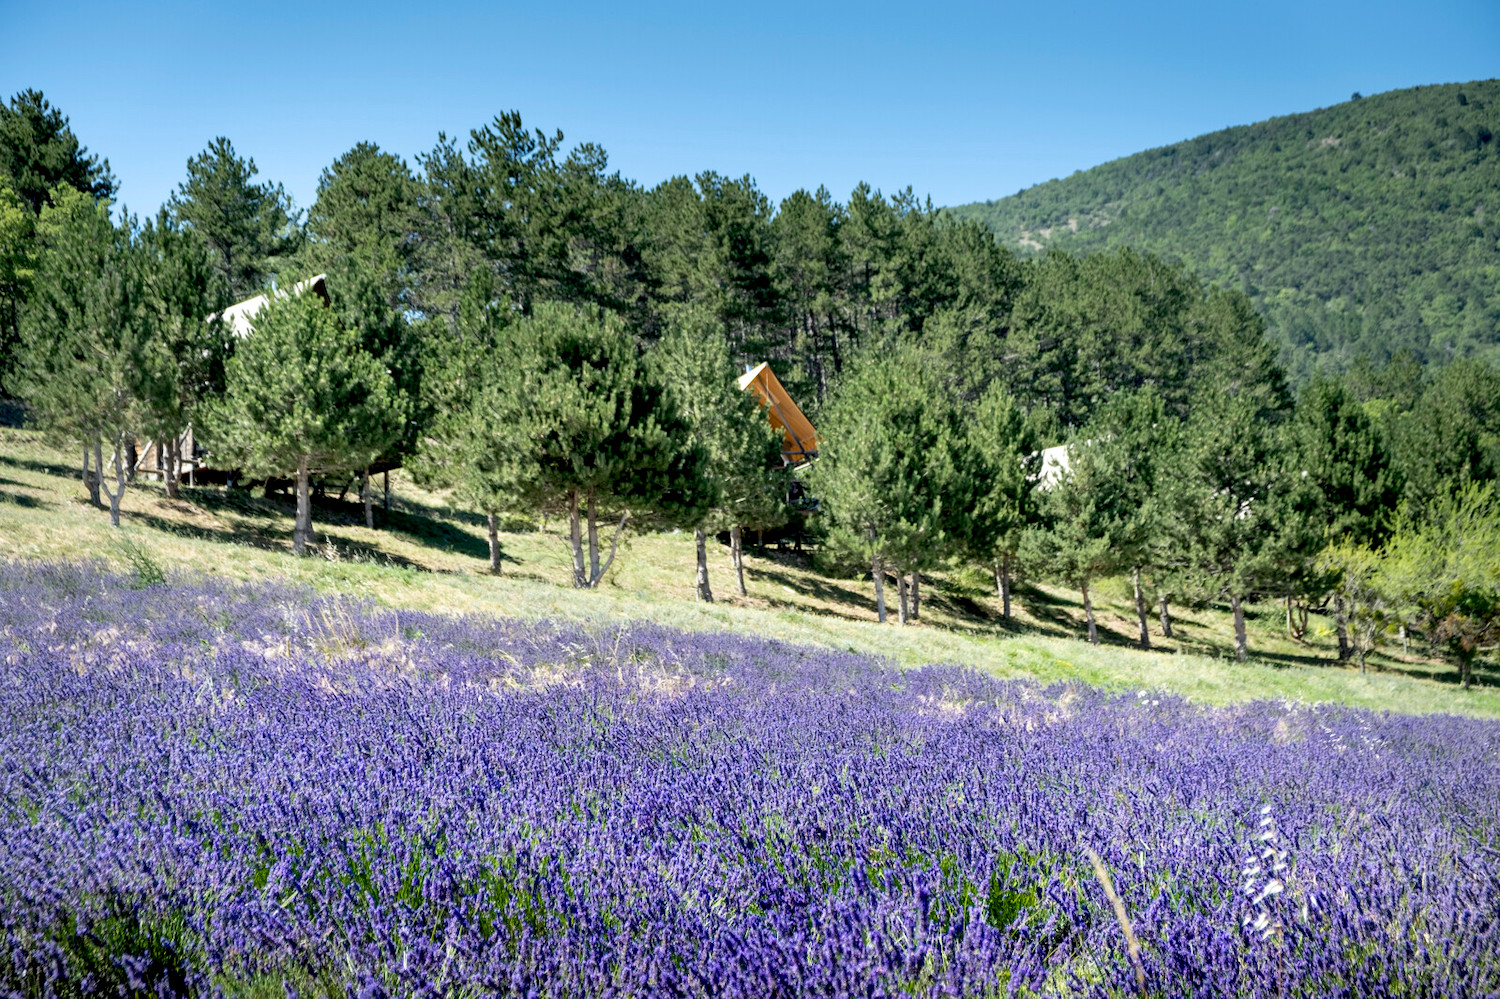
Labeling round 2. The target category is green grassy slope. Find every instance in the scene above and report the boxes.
[2,427,1494,716]
[947,81,1500,383]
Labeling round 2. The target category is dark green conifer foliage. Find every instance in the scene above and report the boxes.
[169,138,300,301]
[207,292,401,555]
[409,268,527,572]
[135,209,228,498]
[0,90,117,385]
[1164,369,1316,661]
[0,89,116,215]
[1076,388,1182,648]
[960,383,1041,619]
[1390,359,1500,517]
[473,302,707,588]
[1021,447,1118,646]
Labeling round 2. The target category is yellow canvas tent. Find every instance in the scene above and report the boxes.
[738,362,818,466]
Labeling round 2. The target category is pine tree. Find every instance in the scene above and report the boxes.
[1021,446,1118,646]
[653,308,787,601]
[170,138,300,301]
[961,382,1041,620]
[473,301,707,587]
[0,89,115,215]
[206,291,401,555]
[136,209,228,498]
[1079,388,1182,648]
[409,269,527,573]
[813,349,966,624]
[13,189,146,525]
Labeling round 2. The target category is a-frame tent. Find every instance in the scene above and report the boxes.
[737,362,818,467]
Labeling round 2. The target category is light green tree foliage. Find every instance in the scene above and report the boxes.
[472,302,707,588]
[208,292,401,555]
[1316,542,1389,673]
[0,183,35,380]
[14,188,146,525]
[135,209,228,498]
[813,349,967,624]
[170,137,300,301]
[1374,485,1500,690]
[653,307,787,601]
[960,382,1041,619]
[409,269,526,573]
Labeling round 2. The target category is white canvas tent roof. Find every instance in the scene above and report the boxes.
[212,273,329,338]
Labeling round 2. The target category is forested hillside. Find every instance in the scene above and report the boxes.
[948,81,1500,383]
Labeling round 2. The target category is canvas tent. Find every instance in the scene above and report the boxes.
[216,273,330,338]
[738,362,818,466]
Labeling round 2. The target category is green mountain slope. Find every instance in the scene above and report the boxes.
[948,81,1500,382]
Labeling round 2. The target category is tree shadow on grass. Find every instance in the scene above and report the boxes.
[0,489,46,509]
[170,486,504,567]
[0,452,80,480]
[751,567,877,620]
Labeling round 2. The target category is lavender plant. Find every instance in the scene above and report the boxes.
[0,561,1495,997]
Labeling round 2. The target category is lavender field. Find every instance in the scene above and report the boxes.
[1,562,1496,998]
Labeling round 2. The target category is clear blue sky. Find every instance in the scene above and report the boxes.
[2,0,1495,215]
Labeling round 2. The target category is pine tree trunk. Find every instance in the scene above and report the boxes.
[487,512,501,574]
[93,440,105,509]
[1158,592,1173,638]
[731,525,747,596]
[102,438,125,528]
[1132,567,1151,650]
[872,554,887,623]
[1461,653,1473,691]
[1334,596,1351,660]
[587,491,600,585]
[164,437,180,499]
[568,490,586,588]
[694,528,713,602]
[1001,555,1012,619]
[82,446,101,506]
[1081,579,1098,645]
[896,570,910,625]
[125,440,138,483]
[294,456,312,556]
[362,469,375,529]
[910,572,920,620]
[591,512,628,588]
[383,470,391,512]
[1230,594,1248,662]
